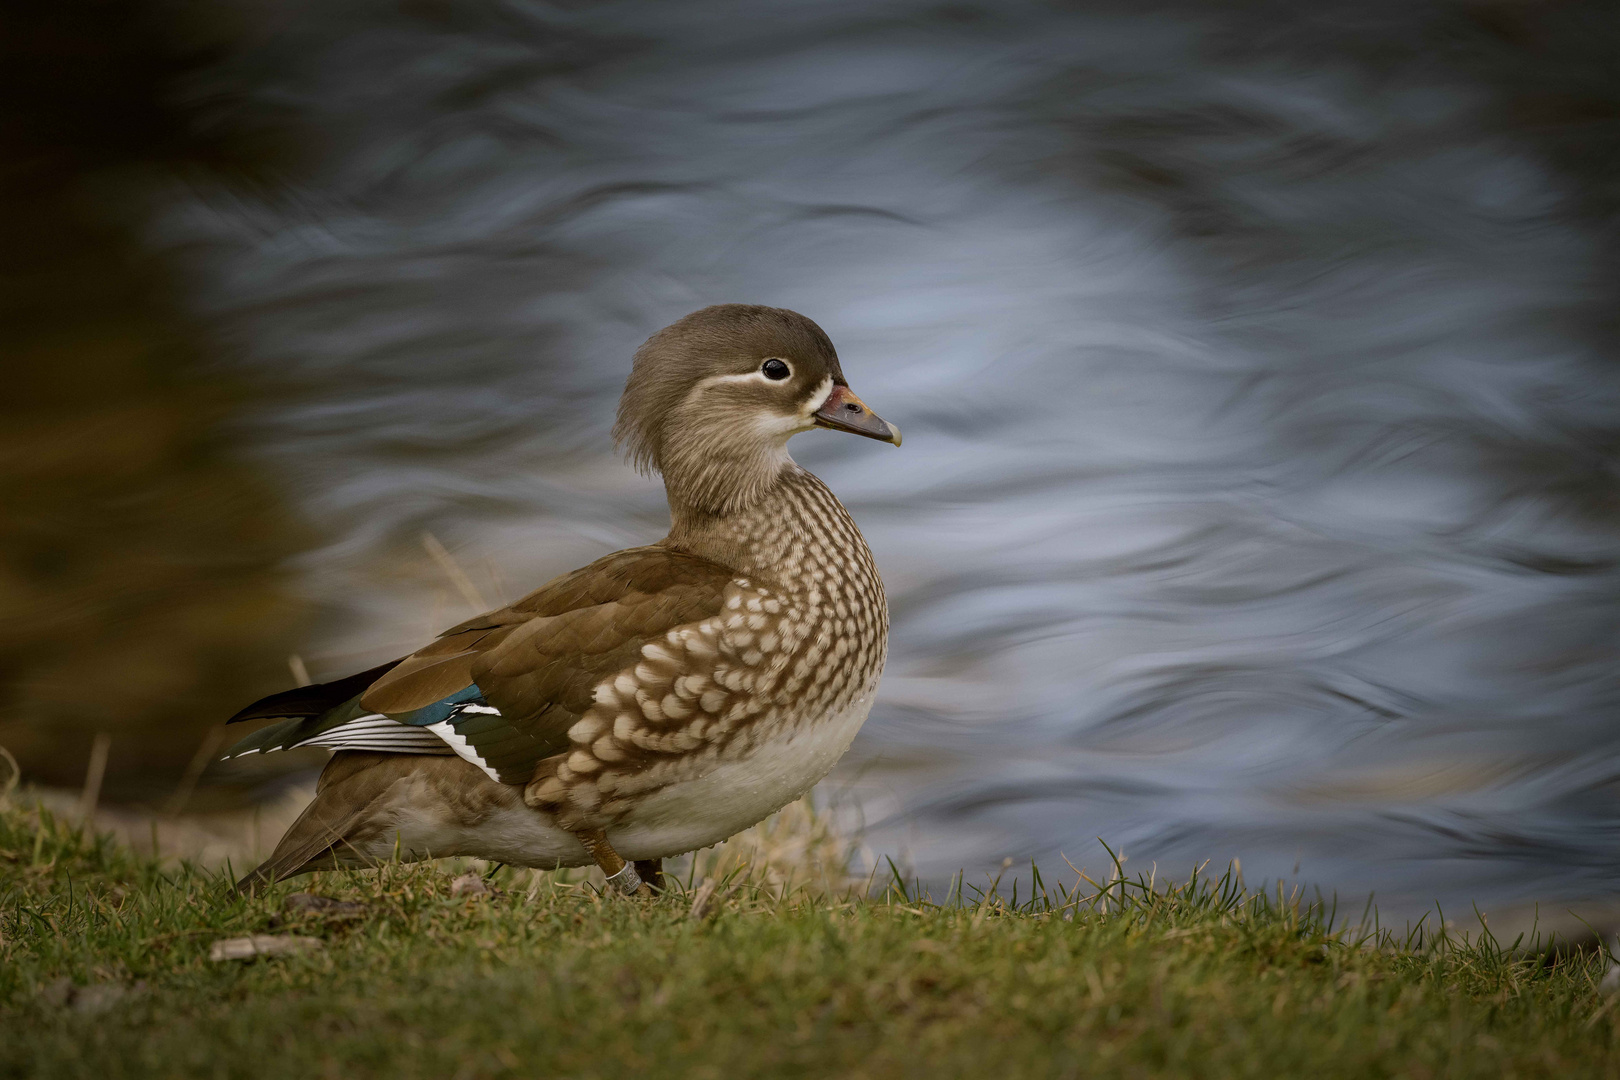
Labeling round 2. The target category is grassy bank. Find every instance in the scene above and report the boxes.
[1,801,1617,1080]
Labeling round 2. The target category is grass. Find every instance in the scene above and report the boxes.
[2,800,1618,1080]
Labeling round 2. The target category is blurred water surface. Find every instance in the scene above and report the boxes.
[163,0,1620,908]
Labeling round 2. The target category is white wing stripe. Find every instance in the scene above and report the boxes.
[287,731,435,747]
[304,720,416,736]
[289,716,453,753]
[293,737,447,750]
[426,720,501,783]
[316,738,453,753]
[247,703,509,773]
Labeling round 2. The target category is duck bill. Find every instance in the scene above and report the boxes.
[812,384,902,446]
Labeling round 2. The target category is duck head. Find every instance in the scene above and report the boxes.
[614,304,900,516]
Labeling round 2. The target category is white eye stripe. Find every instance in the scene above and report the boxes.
[690,369,831,427]
[695,371,778,388]
[694,362,800,389]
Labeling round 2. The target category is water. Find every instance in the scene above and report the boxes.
[161,0,1620,910]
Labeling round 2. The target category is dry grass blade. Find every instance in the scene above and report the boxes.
[422,532,488,612]
[163,728,226,817]
[687,876,745,920]
[0,745,19,808]
[75,734,111,823]
[687,877,718,920]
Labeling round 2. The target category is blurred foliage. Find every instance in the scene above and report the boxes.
[0,0,312,801]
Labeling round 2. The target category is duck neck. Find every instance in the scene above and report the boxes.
[663,464,830,580]
[655,424,793,520]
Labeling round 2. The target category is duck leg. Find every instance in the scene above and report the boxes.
[575,829,654,898]
[633,859,664,893]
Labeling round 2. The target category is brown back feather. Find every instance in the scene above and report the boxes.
[356,546,735,757]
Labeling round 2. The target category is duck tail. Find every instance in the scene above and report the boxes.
[227,658,404,726]
[229,751,396,897]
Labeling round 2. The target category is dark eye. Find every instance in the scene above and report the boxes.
[761,358,790,380]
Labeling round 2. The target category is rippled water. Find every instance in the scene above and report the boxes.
[163,0,1620,909]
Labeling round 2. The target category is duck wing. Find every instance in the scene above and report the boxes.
[223,545,736,785]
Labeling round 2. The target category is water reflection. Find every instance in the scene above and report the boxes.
[157,0,1620,908]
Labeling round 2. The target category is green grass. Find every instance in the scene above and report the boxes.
[2,801,1617,1080]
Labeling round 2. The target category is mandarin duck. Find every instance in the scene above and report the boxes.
[222,305,899,896]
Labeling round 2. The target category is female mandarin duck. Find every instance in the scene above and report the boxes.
[222,305,899,896]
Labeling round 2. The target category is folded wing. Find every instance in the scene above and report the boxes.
[222,545,736,785]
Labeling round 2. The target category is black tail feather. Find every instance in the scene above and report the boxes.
[227,658,404,725]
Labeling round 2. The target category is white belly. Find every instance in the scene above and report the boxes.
[611,691,874,859]
[353,692,874,868]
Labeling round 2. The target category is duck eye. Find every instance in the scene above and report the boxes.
[761,358,791,381]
